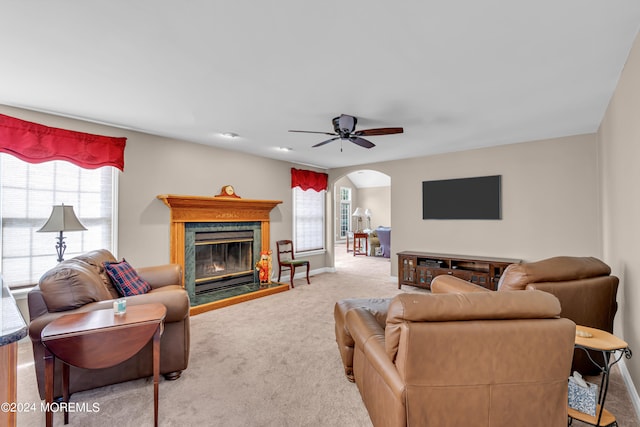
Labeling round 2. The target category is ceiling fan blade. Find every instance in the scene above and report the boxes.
[354,127,404,137]
[289,130,337,136]
[348,137,375,149]
[312,136,340,148]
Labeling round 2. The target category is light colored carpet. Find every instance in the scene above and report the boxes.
[16,246,639,426]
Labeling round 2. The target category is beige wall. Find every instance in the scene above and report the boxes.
[117,130,296,267]
[598,29,640,390]
[330,133,602,276]
[357,186,391,230]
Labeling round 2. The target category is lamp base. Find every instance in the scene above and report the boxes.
[55,232,67,263]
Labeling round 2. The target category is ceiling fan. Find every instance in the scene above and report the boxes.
[289,114,403,150]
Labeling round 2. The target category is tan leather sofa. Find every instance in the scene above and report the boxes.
[432,256,618,374]
[28,249,190,400]
[345,290,575,427]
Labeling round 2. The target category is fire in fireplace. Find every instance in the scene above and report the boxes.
[194,230,254,294]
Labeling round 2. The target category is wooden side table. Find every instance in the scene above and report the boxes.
[568,325,632,427]
[41,303,167,427]
[352,232,368,256]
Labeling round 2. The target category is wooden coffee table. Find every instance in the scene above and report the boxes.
[41,303,167,427]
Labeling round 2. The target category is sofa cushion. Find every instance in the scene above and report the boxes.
[73,249,120,299]
[498,256,611,291]
[104,259,151,296]
[39,259,113,312]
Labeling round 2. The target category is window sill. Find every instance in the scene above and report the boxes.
[295,249,325,257]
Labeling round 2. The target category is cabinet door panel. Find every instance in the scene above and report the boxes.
[417,267,450,289]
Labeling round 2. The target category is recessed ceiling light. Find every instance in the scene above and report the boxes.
[221,132,239,139]
[278,147,293,152]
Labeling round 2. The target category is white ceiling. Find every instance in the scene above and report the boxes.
[2,1,640,170]
[347,170,390,189]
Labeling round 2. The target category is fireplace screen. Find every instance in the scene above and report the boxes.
[195,230,254,293]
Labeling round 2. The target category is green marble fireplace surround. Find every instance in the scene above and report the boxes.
[185,221,262,306]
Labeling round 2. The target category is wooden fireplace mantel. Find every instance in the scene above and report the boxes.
[157,194,282,223]
[157,193,282,287]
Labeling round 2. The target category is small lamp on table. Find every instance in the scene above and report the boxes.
[352,207,364,232]
[37,204,87,262]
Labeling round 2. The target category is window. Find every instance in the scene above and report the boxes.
[293,186,325,253]
[339,187,352,239]
[0,154,116,288]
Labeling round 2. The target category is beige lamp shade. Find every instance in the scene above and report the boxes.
[37,204,87,233]
[37,204,87,262]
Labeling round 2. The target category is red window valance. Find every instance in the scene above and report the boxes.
[291,168,328,192]
[0,114,126,171]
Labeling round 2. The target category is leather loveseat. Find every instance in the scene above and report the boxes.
[432,256,618,374]
[344,290,575,426]
[28,249,190,400]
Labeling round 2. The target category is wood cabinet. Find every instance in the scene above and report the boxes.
[397,251,520,291]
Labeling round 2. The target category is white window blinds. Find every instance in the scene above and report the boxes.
[0,154,116,288]
[293,186,325,253]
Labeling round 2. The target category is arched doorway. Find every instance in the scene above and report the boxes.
[332,169,391,273]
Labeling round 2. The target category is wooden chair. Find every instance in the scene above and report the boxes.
[276,240,310,288]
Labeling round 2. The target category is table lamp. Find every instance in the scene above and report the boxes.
[352,207,364,232]
[37,204,87,262]
[364,208,372,230]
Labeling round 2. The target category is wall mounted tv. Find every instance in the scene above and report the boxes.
[422,175,502,220]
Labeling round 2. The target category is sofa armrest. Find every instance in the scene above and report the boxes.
[27,287,50,321]
[127,286,190,323]
[431,275,491,294]
[137,264,182,289]
[346,307,405,399]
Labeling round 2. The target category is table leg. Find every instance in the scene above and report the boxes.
[63,363,70,424]
[44,351,54,427]
[153,325,161,427]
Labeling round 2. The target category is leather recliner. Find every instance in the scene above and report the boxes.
[345,290,575,426]
[432,256,618,374]
[27,249,191,400]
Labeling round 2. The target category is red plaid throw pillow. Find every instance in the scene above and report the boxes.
[103,259,151,296]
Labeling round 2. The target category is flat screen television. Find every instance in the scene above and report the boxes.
[422,175,501,220]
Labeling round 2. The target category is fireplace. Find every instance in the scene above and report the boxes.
[194,230,254,294]
[157,194,284,315]
[184,221,263,305]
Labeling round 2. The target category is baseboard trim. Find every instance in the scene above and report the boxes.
[619,358,640,420]
[275,267,332,283]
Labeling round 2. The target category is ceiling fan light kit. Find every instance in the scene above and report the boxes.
[289,114,403,151]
